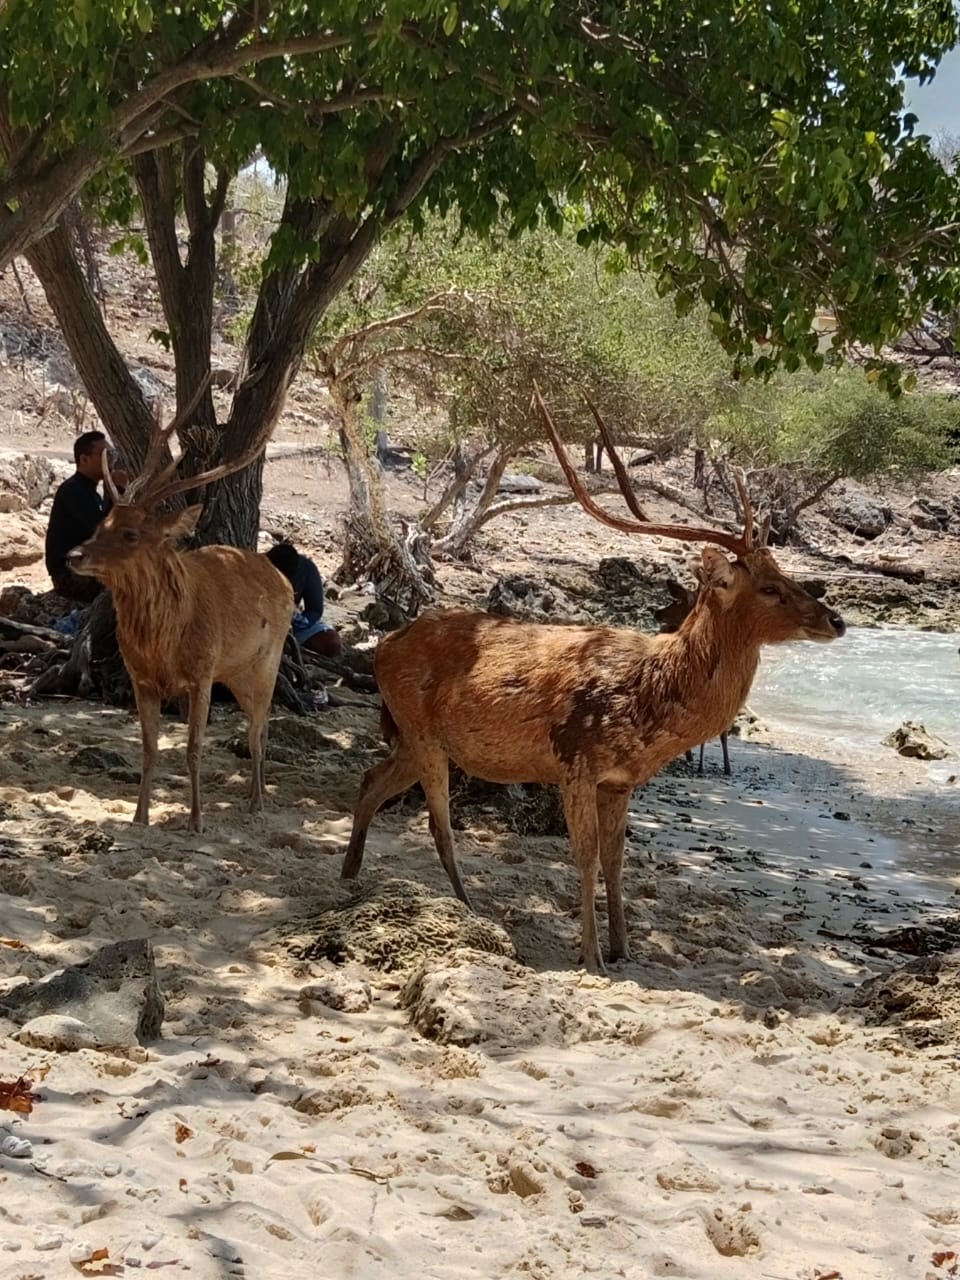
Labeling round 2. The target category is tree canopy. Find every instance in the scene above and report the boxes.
[3,1,960,377]
[2,1,960,555]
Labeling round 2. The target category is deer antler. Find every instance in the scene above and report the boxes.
[537,384,757,555]
[114,374,265,510]
[101,447,122,506]
[533,386,755,558]
[124,375,214,505]
[584,395,650,523]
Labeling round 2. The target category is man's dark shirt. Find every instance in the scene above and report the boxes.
[290,554,325,620]
[44,473,106,579]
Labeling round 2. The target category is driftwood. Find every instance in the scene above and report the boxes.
[838,559,926,585]
[0,616,67,646]
[302,650,379,694]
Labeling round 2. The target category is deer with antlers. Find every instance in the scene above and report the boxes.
[654,578,733,775]
[65,382,292,832]
[342,389,846,974]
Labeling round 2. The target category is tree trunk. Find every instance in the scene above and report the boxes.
[334,390,433,611]
[369,364,390,460]
[24,223,155,468]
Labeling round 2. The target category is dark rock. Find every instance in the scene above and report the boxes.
[70,746,134,774]
[0,938,164,1048]
[360,598,409,632]
[596,557,646,591]
[823,489,892,540]
[909,497,951,532]
[496,473,543,495]
[486,574,589,624]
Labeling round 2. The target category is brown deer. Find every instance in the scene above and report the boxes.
[66,384,292,832]
[342,390,845,973]
[654,578,732,775]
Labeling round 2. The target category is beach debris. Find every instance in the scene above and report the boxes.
[0,1133,33,1157]
[299,971,371,1013]
[0,1074,42,1115]
[882,720,954,760]
[0,937,164,1051]
[286,878,515,973]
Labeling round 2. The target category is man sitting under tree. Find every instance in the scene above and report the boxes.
[44,431,127,604]
[266,540,343,660]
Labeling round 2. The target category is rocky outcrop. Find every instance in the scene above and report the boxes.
[823,488,892,540]
[0,449,71,513]
[882,720,955,760]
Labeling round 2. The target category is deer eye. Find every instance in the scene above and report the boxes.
[761,585,782,598]
[122,529,140,544]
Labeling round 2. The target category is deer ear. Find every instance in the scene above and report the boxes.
[157,504,202,542]
[699,545,735,589]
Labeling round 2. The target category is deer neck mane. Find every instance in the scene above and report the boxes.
[662,591,762,708]
[109,548,191,660]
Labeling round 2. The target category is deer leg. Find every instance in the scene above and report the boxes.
[560,777,604,975]
[418,755,472,908]
[245,708,269,815]
[132,683,161,826]
[229,678,270,814]
[698,741,706,774]
[597,785,632,962]
[185,683,212,834]
[721,731,731,776]
[342,745,421,880]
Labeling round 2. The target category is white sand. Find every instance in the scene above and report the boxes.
[1,697,959,1280]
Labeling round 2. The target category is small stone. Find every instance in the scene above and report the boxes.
[101,1160,122,1177]
[0,1134,32,1158]
[0,1239,22,1251]
[13,1013,102,1052]
[35,1227,64,1250]
[579,1213,608,1228]
[833,811,850,821]
[299,973,371,1014]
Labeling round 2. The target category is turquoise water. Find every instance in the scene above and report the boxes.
[750,627,960,750]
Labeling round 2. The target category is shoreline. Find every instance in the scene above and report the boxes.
[2,696,960,1278]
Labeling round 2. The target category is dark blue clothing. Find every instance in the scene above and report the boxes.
[44,472,106,580]
[290,554,325,622]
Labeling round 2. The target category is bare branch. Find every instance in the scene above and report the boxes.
[234,72,394,118]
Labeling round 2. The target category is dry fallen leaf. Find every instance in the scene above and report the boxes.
[174,1122,193,1144]
[0,1076,40,1114]
[0,937,24,948]
[72,1246,118,1275]
[178,1177,188,1192]
[574,1160,598,1179]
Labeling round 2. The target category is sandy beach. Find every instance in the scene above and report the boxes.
[2,687,959,1280]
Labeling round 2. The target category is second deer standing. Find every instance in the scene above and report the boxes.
[343,391,846,974]
[67,385,292,832]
